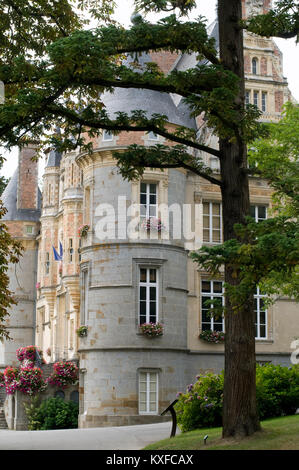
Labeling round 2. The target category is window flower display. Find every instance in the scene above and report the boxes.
[141,217,164,233]
[199,330,225,344]
[139,322,164,337]
[76,326,88,337]
[78,224,90,238]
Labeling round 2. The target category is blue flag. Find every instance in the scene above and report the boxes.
[59,241,63,259]
[53,244,62,261]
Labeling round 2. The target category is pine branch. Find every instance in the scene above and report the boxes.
[46,103,222,158]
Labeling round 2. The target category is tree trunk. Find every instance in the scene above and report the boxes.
[218,0,261,437]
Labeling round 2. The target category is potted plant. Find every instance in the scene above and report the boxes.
[47,361,79,389]
[78,224,90,238]
[139,322,164,337]
[76,325,88,337]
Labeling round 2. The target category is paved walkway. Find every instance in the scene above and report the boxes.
[0,421,176,450]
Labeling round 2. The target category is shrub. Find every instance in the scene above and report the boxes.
[27,397,79,430]
[23,396,42,430]
[175,372,224,432]
[175,364,299,432]
[256,363,299,420]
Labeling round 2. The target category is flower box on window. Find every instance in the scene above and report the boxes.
[199,330,225,344]
[141,217,164,233]
[139,322,163,337]
[76,325,88,337]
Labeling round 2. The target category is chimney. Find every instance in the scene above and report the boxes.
[17,142,39,211]
[242,0,272,19]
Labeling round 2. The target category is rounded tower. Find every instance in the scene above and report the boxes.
[76,52,198,427]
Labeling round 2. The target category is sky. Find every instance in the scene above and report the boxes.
[1,0,298,181]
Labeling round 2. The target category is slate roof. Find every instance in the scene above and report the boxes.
[101,52,197,130]
[46,149,62,168]
[2,169,41,222]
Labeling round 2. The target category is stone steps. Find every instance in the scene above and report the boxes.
[0,408,7,429]
[0,387,6,405]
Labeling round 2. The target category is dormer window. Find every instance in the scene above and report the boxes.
[102,130,113,141]
[148,132,159,141]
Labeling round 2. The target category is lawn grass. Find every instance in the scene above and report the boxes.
[144,415,299,450]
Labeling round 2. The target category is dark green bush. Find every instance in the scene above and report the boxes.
[26,397,78,430]
[256,363,299,420]
[175,372,224,432]
[175,364,299,432]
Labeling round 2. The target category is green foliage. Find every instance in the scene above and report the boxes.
[134,0,196,16]
[23,395,42,431]
[175,365,299,432]
[26,397,78,430]
[256,364,299,420]
[0,0,263,156]
[249,102,299,218]
[175,373,224,432]
[244,0,299,41]
[191,216,299,311]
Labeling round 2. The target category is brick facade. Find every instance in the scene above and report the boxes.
[17,144,39,211]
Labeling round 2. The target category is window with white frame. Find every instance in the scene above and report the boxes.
[253,91,259,107]
[148,131,159,141]
[261,92,267,112]
[250,205,267,222]
[210,157,220,172]
[255,287,267,339]
[102,130,113,141]
[140,183,158,221]
[201,280,224,332]
[138,371,159,414]
[139,267,158,325]
[26,225,33,235]
[203,201,222,243]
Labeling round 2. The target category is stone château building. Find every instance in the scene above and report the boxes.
[0,0,298,428]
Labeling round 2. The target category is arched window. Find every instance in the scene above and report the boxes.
[54,390,65,400]
[252,58,258,75]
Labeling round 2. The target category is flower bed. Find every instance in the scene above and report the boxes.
[139,322,164,337]
[199,330,225,344]
[47,361,79,389]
